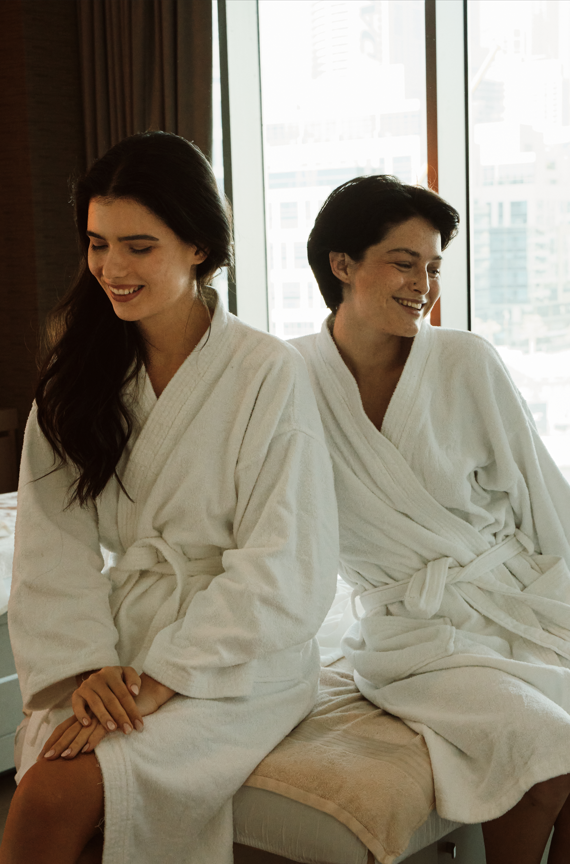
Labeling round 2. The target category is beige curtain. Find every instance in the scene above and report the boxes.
[78,0,212,166]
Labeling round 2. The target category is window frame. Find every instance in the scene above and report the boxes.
[218,0,472,333]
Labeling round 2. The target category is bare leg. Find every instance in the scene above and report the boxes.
[0,753,104,864]
[548,784,570,864]
[482,775,570,864]
[76,834,104,864]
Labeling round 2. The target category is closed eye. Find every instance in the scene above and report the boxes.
[130,246,152,255]
[89,243,107,251]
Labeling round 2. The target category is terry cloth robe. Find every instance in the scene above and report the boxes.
[293,318,570,824]
[9,293,339,864]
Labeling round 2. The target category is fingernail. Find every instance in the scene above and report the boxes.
[123,723,132,734]
[131,684,139,696]
[82,744,90,753]
[61,749,72,758]
[82,717,90,726]
[107,721,117,731]
[134,719,144,732]
[44,749,55,759]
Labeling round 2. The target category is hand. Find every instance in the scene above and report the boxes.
[72,666,145,735]
[37,714,108,762]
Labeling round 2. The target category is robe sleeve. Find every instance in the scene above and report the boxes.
[142,356,340,699]
[469,335,570,561]
[8,406,121,711]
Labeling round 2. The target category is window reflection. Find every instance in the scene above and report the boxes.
[469,0,570,477]
[259,0,427,339]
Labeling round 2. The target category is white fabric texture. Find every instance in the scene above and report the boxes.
[9,295,339,864]
[293,319,570,824]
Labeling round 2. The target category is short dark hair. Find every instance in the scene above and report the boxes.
[307,175,459,313]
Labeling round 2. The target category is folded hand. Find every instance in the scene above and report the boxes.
[37,714,108,761]
[72,667,176,736]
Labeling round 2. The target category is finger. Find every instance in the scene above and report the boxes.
[80,687,133,734]
[81,723,108,754]
[123,666,142,698]
[108,676,145,731]
[37,716,78,760]
[80,668,137,732]
[71,690,92,727]
[40,720,85,761]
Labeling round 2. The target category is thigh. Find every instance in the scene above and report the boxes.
[370,665,570,825]
[95,675,317,864]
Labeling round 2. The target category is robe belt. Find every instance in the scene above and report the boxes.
[109,536,224,589]
[108,537,225,666]
[355,530,535,621]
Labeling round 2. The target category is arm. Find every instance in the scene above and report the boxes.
[8,406,122,711]
[142,354,340,699]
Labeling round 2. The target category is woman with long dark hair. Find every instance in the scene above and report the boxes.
[294,175,570,864]
[2,131,338,864]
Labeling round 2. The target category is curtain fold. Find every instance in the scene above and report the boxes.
[78,0,212,167]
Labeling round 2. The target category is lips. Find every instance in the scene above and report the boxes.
[394,297,425,311]
[105,283,144,303]
[107,284,142,296]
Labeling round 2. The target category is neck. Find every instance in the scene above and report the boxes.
[138,290,212,368]
[332,304,412,385]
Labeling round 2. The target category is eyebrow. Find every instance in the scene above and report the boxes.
[387,247,443,261]
[86,231,160,242]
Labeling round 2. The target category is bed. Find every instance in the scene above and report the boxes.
[0,490,488,864]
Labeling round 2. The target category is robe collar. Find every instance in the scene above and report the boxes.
[315,313,435,449]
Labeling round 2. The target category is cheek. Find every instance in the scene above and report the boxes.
[87,254,100,277]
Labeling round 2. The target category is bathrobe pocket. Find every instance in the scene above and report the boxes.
[344,616,456,689]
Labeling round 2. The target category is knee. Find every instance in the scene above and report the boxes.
[13,754,103,826]
[526,774,570,816]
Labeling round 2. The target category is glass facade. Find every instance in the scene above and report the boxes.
[468,0,570,477]
[258,0,427,338]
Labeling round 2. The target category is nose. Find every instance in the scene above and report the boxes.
[412,272,430,295]
[101,247,129,281]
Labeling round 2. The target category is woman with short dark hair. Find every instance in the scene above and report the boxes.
[2,131,338,864]
[295,174,570,864]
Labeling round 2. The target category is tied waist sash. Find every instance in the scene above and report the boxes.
[108,536,224,668]
[350,530,570,660]
[355,531,533,621]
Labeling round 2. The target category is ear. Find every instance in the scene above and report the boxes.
[194,246,209,265]
[329,251,353,286]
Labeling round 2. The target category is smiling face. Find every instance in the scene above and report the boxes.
[330,216,442,339]
[87,197,207,332]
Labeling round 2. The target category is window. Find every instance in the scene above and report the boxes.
[283,283,301,308]
[218,0,570,470]
[257,0,427,339]
[468,0,570,479]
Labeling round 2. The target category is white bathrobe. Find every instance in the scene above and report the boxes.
[294,318,570,824]
[9,294,339,864]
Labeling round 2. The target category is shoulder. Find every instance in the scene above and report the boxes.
[287,332,319,365]
[227,314,309,382]
[430,326,505,371]
[225,315,322,430]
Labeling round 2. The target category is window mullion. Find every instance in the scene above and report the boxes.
[218,0,269,331]
[434,0,471,331]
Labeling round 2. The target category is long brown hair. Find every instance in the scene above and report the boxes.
[35,132,233,506]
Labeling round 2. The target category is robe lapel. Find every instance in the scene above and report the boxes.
[314,321,490,563]
[117,298,234,550]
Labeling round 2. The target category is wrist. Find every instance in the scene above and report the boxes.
[141,673,176,704]
[75,669,100,688]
